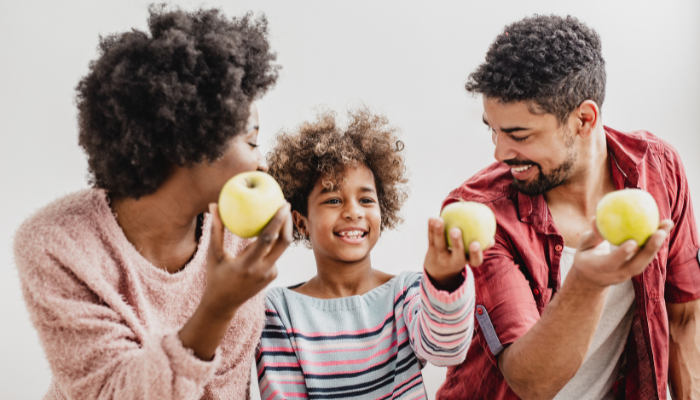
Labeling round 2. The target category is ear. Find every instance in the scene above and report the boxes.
[574,100,600,139]
[292,210,309,237]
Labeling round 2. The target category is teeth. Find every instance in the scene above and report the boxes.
[512,165,533,172]
[339,230,364,239]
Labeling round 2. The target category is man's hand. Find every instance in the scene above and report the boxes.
[423,217,490,290]
[179,202,292,360]
[572,218,673,289]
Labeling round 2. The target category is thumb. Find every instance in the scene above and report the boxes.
[578,217,605,252]
[208,203,225,263]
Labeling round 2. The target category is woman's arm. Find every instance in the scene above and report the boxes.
[15,203,292,400]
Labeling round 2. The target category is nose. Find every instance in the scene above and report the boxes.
[256,150,269,173]
[493,131,518,163]
[342,199,364,221]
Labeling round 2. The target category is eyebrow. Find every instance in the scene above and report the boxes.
[482,115,529,134]
[318,186,376,195]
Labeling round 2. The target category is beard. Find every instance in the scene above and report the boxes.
[507,139,577,196]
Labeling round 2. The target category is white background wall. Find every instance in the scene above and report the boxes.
[1,1,698,398]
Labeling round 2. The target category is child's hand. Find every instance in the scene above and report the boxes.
[424,218,486,288]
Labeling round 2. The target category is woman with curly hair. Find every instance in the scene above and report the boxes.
[256,109,484,399]
[13,6,291,399]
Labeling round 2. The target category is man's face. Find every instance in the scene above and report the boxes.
[482,97,578,196]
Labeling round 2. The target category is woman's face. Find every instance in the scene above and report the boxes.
[295,164,382,265]
[192,103,268,206]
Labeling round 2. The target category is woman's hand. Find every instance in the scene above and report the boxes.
[179,202,292,360]
[201,202,293,319]
[424,217,489,291]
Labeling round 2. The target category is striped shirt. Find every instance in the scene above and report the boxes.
[256,268,475,400]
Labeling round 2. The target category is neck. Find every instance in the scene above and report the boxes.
[310,253,376,298]
[544,125,615,216]
[111,172,209,273]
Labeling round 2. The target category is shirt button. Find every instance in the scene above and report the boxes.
[477,307,484,315]
[533,289,540,296]
[555,244,563,252]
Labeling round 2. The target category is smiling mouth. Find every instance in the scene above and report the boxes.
[511,165,534,173]
[334,230,368,239]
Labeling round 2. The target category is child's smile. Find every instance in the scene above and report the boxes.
[334,226,369,244]
[293,164,381,264]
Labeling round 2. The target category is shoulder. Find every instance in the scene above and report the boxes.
[444,162,516,206]
[14,189,111,264]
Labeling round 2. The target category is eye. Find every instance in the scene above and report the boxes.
[360,198,376,204]
[325,198,341,205]
[511,136,529,143]
[248,143,259,148]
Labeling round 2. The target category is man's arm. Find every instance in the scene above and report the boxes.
[498,219,673,400]
[668,299,700,399]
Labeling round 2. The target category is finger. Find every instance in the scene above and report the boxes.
[432,218,450,254]
[578,217,605,252]
[658,219,674,234]
[448,227,467,265]
[621,228,669,276]
[468,242,484,267]
[427,218,438,249]
[264,209,294,263]
[207,203,226,263]
[246,203,291,261]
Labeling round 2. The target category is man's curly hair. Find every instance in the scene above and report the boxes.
[76,5,279,199]
[267,109,408,244]
[466,15,606,123]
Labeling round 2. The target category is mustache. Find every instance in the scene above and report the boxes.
[503,158,539,167]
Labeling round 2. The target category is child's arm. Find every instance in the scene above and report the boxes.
[256,300,308,400]
[402,266,475,367]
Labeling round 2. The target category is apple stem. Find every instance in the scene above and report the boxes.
[245,177,254,188]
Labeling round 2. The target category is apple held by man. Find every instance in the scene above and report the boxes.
[219,171,287,238]
[596,189,660,246]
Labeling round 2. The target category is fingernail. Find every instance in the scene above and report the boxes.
[470,242,481,252]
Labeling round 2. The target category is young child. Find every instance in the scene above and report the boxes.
[256,109,483,399]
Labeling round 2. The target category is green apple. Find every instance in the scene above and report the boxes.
[596,189,660,246]
[218,171,286,238]
[440,201,497,252]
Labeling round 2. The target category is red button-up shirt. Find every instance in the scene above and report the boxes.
[437,127,700,400]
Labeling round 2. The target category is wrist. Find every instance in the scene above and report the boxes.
[199,290,239,323]
[565,266,608,295]
[425,266,465,292]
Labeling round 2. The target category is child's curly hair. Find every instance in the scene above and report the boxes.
[267,108,408,244]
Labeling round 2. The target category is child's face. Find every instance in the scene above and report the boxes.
[297,164,381,264]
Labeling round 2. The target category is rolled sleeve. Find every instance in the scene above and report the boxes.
[662,142,700,303]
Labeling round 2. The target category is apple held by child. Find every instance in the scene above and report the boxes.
[596,189,660,246]
[218,171,286,238]
[440,201,497,253]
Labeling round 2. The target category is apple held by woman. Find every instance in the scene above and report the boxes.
[596,189,660,246]
[219,171,287,238]
[440,201,497,253]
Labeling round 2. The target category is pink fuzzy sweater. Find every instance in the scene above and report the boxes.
[14,189,265,400]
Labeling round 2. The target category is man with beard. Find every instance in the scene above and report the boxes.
[437,15,700,400]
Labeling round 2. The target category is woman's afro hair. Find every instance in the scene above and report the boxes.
[466,15,606,123]
[77,5,279,199]
[267,108,408,245]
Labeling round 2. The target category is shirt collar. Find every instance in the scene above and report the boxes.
[515,125,650,232]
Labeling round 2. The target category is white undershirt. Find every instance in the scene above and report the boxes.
[553,241,636,400]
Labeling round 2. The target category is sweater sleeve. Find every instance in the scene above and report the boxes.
[255,298,308,400]
[255,296,308,400]
[402,267,475,367]
[14,243,220,400]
